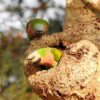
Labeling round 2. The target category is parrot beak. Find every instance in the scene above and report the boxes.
[31,57,41,64]
[28,51,41,64]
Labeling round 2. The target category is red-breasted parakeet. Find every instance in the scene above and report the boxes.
[26,18,48,40]
[28,47,62,68]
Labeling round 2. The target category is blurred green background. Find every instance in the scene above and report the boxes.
[0,0,65,100]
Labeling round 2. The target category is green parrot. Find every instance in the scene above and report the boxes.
[26,18,48,40]
[28,47,62,68]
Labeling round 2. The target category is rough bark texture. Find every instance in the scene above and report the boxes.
[64,0,100,50]
[24,0,100,99]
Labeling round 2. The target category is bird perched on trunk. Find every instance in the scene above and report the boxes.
[26,18,48,40]
[27,47,62,68]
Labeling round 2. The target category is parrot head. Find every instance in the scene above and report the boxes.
[27,48,62,68]
[26,18,48,40]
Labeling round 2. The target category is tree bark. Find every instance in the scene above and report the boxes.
[24,0,100,100]
[64,0,100,50]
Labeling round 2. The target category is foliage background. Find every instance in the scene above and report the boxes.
[0,0,66,100]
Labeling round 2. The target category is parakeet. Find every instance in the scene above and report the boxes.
[26,18,48,40]
[28,47,62,68]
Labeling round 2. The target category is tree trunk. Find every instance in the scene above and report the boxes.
[64,0,100,50]
[24,0,100,100]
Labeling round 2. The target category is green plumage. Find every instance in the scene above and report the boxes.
[28,47,62,68]
[51,48,62,62]
[26,18,48,40]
